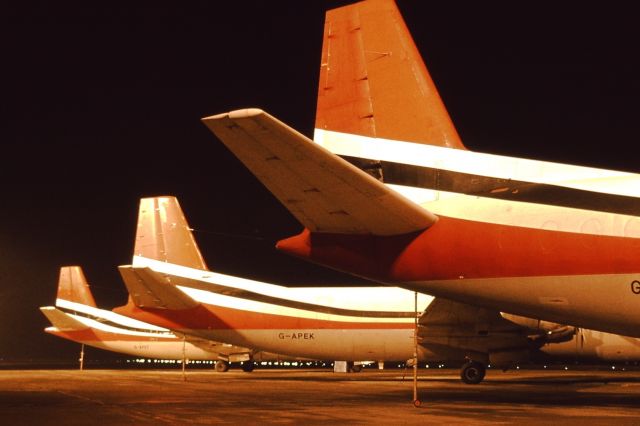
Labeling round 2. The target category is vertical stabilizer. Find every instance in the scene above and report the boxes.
[315,0,465,149]
[56,266,97,307]
[133,197,208,270]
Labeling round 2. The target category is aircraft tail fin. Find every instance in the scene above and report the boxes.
[56,266,97,308]
[133,196,208,271]
[315,0,465,149]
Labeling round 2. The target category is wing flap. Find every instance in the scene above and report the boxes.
[202,108,437,236]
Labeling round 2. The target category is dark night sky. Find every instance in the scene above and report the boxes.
[2,1,639,360]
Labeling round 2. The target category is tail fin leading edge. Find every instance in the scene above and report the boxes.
[316,0,465,149]
[133,196,208,271]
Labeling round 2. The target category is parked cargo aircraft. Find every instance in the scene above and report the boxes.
[202,0,640,338]
[114,196,640,384]
[40,266,289,372]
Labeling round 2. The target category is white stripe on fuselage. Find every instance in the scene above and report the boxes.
[387,184,640,238]
[314,129,637,196]
[177,286,413,324]
[132,256,433,321]
[62,312,175,338]
[314,129,640,238]
[56,298,170,332]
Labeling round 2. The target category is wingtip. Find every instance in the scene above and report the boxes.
[201,108,264,122]
[139,195,177,203]
[228,108,264,119]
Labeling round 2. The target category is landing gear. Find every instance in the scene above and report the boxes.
[215,360,229,373]
[347,362,362,373]
[241,361,255,372]
[460,360,486,384]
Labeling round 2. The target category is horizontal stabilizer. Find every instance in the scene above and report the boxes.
[39,307,89,331]
[118,265,198,310]
[202,108,437,236]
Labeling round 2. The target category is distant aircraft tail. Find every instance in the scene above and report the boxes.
[315,0,465,150]
[56,266,97,308]
[132,196,208,270]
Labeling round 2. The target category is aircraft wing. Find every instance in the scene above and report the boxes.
[118,266,198,310]
[40,306,89,331]
[202,109,436,236]
[182,336,252,362]
[418,298,528,354]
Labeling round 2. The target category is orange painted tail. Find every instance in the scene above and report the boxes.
[315,0,465,149]
[132,196,208,271]
[56,266,97,307]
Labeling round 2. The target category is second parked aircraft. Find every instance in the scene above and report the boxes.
[110,196,640,384]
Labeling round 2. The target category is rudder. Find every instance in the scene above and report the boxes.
[56,266,97,307]
[133,196,208,270]
[315,0,465,149]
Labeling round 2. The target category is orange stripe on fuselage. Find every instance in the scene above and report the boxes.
[277,216,640,282]
[394,216,640,280]
[45,328,176,343]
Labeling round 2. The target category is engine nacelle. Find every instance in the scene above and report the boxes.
[501,313,576,344]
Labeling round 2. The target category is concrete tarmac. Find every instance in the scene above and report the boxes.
[1,368,640,425]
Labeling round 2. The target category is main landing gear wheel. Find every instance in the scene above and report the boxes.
[241,362,255,372]
[215,360,229,373]
[346,362,362,373]
[460,361,486,384]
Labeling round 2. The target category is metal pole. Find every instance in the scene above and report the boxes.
[79,344,85,371]
[182,335,187,381]
[413,291,420,407]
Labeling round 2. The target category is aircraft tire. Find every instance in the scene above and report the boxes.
[241,361,255,372]
[215,360,229,373]
[349,365,362,373]
[460,361,486,384]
